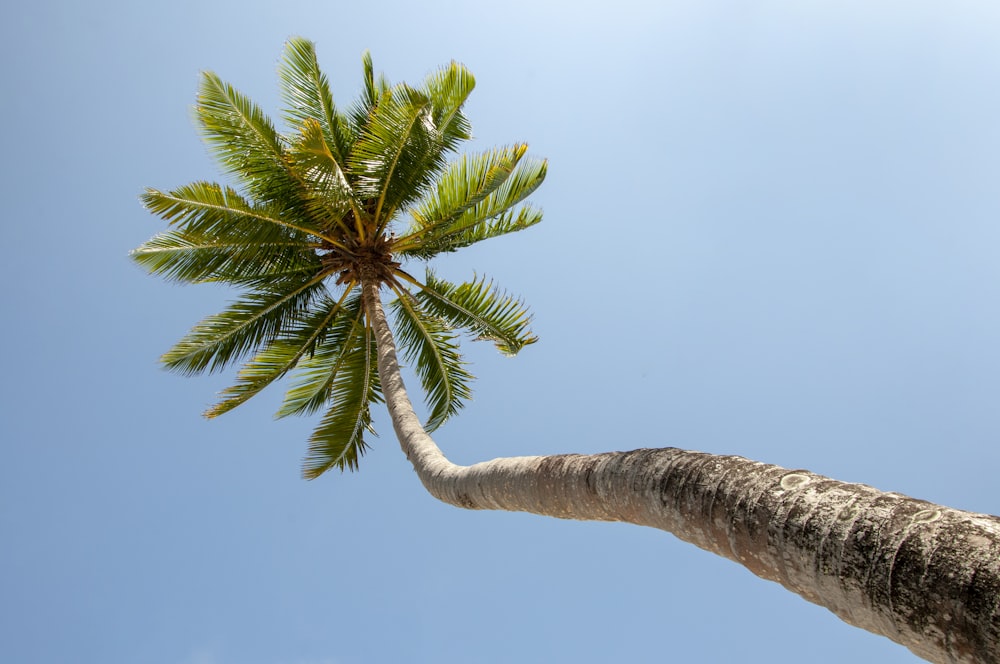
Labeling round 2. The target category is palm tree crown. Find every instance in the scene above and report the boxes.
[133,38,546,478]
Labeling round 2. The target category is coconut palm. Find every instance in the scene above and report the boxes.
[135,39,1000,664]
[133,38,545,478]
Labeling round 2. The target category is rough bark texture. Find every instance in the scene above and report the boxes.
[364,282,1000,663]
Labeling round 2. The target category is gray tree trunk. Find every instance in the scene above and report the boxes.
[364,282,1000,663]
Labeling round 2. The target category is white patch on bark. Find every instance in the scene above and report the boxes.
[779,473,811,491]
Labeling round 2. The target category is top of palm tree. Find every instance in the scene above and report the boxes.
[132,37,546,478]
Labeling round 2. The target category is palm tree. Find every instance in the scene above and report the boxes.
[134,39,1000,664]
[133,38,544,478]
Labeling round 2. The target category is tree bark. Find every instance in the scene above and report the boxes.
[364,281,1000,663]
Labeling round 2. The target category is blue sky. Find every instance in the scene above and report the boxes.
[3,1,1000,662]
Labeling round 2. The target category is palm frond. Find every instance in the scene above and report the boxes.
[141,183,325,241]
[413,270,537,356]
[276,290,366,418]
[161,275,327,375]
[205,289,352,417]
[131,224,317,285]
[400,144,527,236]
[420,61,475,151]
[197,72,304,205]
[349,84,438,223]
[398,155,546,258]
[288,119,362,237]
[389,285,473,431]
[417,205,544,258]
[278,37,354,163]
[348,51,391,135]
[300,321,382,478]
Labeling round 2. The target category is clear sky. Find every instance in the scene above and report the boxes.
[2,1,1000,662]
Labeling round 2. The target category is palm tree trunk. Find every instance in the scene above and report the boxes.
[363,281,1000,663]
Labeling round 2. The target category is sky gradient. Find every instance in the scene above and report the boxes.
[3,1,1000,662]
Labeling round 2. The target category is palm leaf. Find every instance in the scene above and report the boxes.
[141,183,325,241]
[416,205,543,258]
[205,289,352,417]
[390,286,473,431]
[414,271,537,356]
[197,72,305,206]
[367,60,476,229]
[349,84,437,224]
[288,119,362,237]
[278,37,353,164]
[300,322,382,477]
[347,51,391,135]
[161,275,327,375]
[131,225,317,285]
[398,155,546,258]
[401,144,527,235]
[276,290,366,418]
[420,60,475,151]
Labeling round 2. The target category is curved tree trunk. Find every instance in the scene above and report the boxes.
[364,282,1000,663]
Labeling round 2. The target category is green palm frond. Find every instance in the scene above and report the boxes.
[364,62,475,234]
[289,118,362,237]
[136,183,322,284]
[277,291,366,418]
[141,183,325,241]
[414,270,537,356]
[205,289,352,418]
[131,225,317,285]
[398,154,546,258]
[161,275,327,375]
[419,61,475,152]
[349,84,438,224]
[348,51,391,134]
[301,321,382,478]
[278,36,354,164]
[390,286,473,431]
[197,72,305,204]
[420,205,544,258]
[402,144,527,234]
